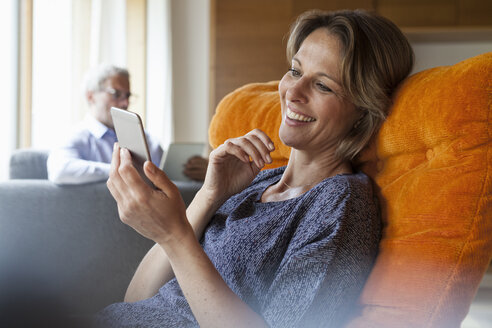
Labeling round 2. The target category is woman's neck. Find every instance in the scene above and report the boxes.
[281,150,352,187]
[260,149,353,203]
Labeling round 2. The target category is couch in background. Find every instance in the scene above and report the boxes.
[0,149,202,316]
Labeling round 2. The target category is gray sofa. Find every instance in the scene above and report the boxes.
[0,149,202,319]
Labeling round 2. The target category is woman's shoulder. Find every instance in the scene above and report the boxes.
[300,171,378,228]
[315,171,374,202]
[292,171,380,249]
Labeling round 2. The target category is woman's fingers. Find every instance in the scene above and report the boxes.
[106,144,189,245]
[220,129,274,169]
[109,146,177,205]
[118,148,153,198]
[235,138,265,168]
[220,140,251,164]
[110,142,121,171]
[107,143,126,202]
[244,129,275,165]
[144,161,180,199]
[248,129,275,152]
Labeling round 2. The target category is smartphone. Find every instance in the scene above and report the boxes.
[110,107,154,188]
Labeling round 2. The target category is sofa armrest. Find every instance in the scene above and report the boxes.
[0,180,154,315]
[9,149,49,179]
[0,175,202,316]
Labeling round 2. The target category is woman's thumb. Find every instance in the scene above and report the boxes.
[144,161,175,194]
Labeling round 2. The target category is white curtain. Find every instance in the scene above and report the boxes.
[31,0,73,148]
[0,0,18,180]
[29,0,172,151]
[30,0,126,148]
[89,0,126,67]
[73,0,127,129]
[146,0,173,150]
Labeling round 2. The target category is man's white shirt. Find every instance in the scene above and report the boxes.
[47,116,163,184]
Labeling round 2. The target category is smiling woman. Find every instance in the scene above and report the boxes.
[284,11,414,161]
[95,9,414,328]
[278,29,360,160]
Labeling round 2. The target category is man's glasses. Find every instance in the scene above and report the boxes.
[103,87,132,101]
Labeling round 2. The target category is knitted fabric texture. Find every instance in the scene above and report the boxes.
[97,167,381,327]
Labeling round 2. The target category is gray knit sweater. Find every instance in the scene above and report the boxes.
[97,166,381,327]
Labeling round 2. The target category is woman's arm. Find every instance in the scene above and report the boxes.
[124,187,221,302]
[107,129,275,326]
[163,226,269,327]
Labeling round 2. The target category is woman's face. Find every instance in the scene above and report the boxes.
[278,28,360,155]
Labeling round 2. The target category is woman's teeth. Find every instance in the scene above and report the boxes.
[287,108,316,122]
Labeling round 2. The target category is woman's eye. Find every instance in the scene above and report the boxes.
[316,82,332,92]
[288,68,301,77]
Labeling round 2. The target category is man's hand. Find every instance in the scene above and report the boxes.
[183,156,208,181]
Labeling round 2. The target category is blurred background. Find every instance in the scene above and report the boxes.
[1,0,491,180]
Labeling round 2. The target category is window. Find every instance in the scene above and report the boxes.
[0,0,18,180]
[2,0,174,180]
[31,0,128,149]
[31,0,73,148]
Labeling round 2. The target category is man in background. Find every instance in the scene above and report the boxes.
[47,64,163,184]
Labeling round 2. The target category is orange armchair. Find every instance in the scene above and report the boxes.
[209,52,492,327]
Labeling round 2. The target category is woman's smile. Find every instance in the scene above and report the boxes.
[285,106,317,124]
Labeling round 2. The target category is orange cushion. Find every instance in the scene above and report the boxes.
[208,52,492,327]
[347,52,492,327]
[209,81,290,170]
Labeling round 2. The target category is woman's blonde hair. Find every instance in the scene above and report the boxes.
[286,10,414,161]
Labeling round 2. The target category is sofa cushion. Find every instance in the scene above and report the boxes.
[347,52,492,327]
[208,52,492,327]
[209,81,290,170]
[0,181,154,315]
[9,149,48,179]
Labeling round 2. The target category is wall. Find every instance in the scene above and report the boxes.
[212,0,374,109]
[211,0,492,110]
[411,40,492,74]
[171,1,490,147]
[405,28,492,74]
[146,0,173,149]
[170,0,211,144]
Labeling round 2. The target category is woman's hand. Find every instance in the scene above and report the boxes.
[202,129,275,203]
[106,143,191,246]
[108,141,271,328]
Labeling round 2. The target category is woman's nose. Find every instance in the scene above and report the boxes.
[286,78,308,103]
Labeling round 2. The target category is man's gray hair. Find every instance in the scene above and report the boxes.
[84,64,130,93]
